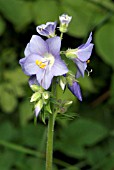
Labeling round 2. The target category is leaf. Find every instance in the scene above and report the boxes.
[56,118,108,158]
[78,75,96,92]
[95,16,114,68]
[0,0,32,30]
[32,0,60,25]
[0,121,17,141]
[61,0,107,37]
[19,100,33,126]
[21,123,45,148]
[0,16,5,35]
[0,150,14,170]
[0,90,17,113]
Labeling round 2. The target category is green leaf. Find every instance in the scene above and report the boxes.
[0,121,17,141]
[0,16,5,35]
[95,17,114,68]
[0,90,17,113]
[78,75,96,92]
[21,123,45,148]
[61,0,107,37]
[0,0,32,30]
[56,118,108,158]
[32,0,60,25]
[19,100,33,126]
[0,150,14,170]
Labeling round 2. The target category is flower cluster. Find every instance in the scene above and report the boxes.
[19,14,94,118]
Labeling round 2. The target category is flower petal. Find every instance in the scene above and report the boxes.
[68,81,82,101]
[29,35,48,56]
[23,54,43,76]
[76,43,94,62]
[74,59,87,78]
[24,43,31,57]
[52,58,68,76]
[46,36,61,56]
[36,67,53,89]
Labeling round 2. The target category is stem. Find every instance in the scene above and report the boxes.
[46,78,57,170]
[60,32,63,39]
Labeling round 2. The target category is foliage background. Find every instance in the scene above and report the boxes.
[0,0,114,169]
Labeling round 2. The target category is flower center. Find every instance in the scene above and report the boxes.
[35,53,55,69]
[36,60,47,69]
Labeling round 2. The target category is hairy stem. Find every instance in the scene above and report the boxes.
[46,78,57,170]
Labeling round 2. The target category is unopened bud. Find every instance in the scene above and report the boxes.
[30,92,41,102]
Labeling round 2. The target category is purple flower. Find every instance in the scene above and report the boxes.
[66,32,94,78]
[19,35,68,90]
[68,81,82,101]
[36,22,56,37]
[59,14,72,26]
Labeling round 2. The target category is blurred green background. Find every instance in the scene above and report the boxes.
[0,0,114,169]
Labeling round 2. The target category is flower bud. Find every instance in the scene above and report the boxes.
[30,85,41,92]
[60,76,66,90]
[34,99,43,117]
[30,92,41,102]
[42,91,50,100]
[65,48,78,59]
[59,14,72,33]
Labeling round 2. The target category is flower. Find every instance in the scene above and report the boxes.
[66,32,94,78]
[36,22,56,37]
[59,14,72,26]
[19,36,68,90]
[59,14,72,33]
[68,81,82,101]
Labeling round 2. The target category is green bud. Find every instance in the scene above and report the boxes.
[65,48,78,59]
[30,85,40,92]
[60,76,66,90]
[64,101,73,106]
[35,99,43,111]
[30,92,41,102]
[42,91,50,100]
[59,24,67,33]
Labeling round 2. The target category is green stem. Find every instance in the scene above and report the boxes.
[46,78,57,170]
[60,32,63,40]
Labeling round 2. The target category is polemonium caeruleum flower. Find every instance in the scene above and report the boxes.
[59,14,72,33]
[68,81,82,101]
[19,36,68,90]
[36,22,56,38]
[66,32,94,78]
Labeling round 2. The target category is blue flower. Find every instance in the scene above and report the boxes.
[59,14,72,26]
[68,81,82,101]
[66,32,94,78]
[36,22,56,38]
[19,35,68,90]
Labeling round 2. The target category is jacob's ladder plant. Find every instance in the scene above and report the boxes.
[19,13,94,170]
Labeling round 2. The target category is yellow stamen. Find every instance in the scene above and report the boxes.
[87,60,90,64]
[36,60,46,69]
[39,63,47,69]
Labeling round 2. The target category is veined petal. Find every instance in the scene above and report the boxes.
[46,36,61,56]
[24,43,31,57]
[68,81,82,101]
[78,32,93,49]
[29,35,48,56]
[74,59,87,78]
[52,58,68,76]
[23,54,43,76]
[76,44,94,62]
[36,67,53,90]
